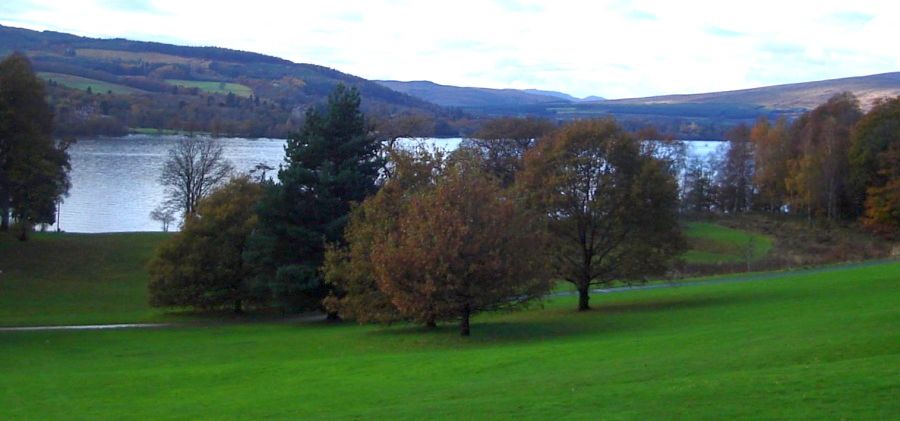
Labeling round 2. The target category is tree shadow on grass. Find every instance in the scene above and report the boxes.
[365,291,780,346]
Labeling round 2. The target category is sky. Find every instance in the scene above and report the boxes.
[1,0,899,99]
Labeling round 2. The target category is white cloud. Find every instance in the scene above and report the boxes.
[2,0,899,98]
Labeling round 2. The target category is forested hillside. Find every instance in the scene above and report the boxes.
[0,25,443,138]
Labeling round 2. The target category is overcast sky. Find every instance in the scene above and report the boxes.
[2,0,898,99]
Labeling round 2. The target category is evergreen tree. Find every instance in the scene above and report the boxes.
[0,53,70,240]
[247,84,382,314]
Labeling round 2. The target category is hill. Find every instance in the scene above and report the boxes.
[608,72,900,110]
[0,25,443,138]
[377,73,900,138]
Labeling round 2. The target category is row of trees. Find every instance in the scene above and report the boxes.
[148,86,687,335]
[0,53,71,240]
[682,93,899,237]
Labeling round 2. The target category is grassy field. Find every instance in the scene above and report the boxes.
[683,221,773,264]
[37,72,144,95]
[1,261,897,418]
[165,79,254,97]
[0,233,169,326]
[0,232,897,418]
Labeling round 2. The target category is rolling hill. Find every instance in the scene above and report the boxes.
[0,24,443,138]
[607,72,900,110]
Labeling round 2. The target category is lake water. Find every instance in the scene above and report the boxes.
[45,135,722,233]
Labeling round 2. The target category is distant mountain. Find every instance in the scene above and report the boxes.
[375,80,584,108]
[523,89,606,102]
[377,73,900,138]
[606,72,900,111]
[0,25,442,138]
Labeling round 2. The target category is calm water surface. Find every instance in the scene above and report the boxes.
[47,136,720,233]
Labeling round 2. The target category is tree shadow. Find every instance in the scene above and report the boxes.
[365,290,780,346]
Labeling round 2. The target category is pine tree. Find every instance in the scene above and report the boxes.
[247,84,382,314]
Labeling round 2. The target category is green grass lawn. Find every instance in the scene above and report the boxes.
[38,72,144,95]
[165,79,253,97]
[683,221,774,264]
[0,232,170,326]
[0,232,897,419]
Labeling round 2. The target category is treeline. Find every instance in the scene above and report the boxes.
[683,92,899,238]
[148,87,687,335]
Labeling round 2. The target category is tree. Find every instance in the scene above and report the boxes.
[368,154,550,335]
[519,119,686,311]
[149,204,176,232]
[0,53,71,240]
[750,117,792,212]
[787,93,861,220]
[862,141,900,238]
[461,117,556,187]
[248,84,382,314]
[681,157,716,213]
[715,124,754,213]
[148,176,265,312]
[158,136,233,219]
[849,96,900,216]
[323,147,446,325]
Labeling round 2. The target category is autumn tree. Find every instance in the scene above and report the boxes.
[849,96,900,216]
[247,84,382,314]
[323,147,446,325]
[0,53,71,240]
[158,136,234,219]
[715,124,754,213]
[750,117,792,212]
[861,139,900,237]
[519,119,686,311]
[462,116,556,186]
[368,153,550,335]
[787,93,861,220]
[148,176,266,312]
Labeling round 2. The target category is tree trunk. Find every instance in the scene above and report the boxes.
[0,192,8,232]
[326,310,341,322]
[17,221,29,241]
[426,314,437,329]
[233,299,243,314]
[460,304,471,336]
[577,284,591,311]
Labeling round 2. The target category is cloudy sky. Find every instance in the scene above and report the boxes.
[2,0,898,99]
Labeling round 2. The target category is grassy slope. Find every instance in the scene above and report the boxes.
[0,232,169,326]
[683,221,773,264]
[1,262,897,419]
[37,72,144,95]
[165,79,254,97]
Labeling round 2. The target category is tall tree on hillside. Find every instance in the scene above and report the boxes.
[787,92,861,220]
[462,117,556,187]
[158,136,233,219]
[247,84,382,314]
[0,53,71,240]
[849,96,900,217]
[519,119,686,311]
[750,117,792,212]
[715,124,754,213]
